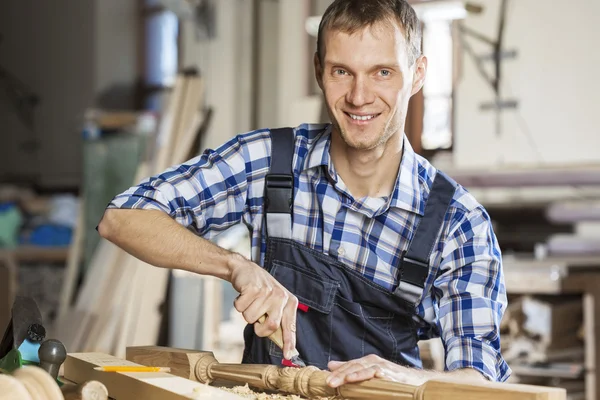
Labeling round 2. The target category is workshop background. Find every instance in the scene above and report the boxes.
[0,1,598,399]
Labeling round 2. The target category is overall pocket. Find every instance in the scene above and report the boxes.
[270,260,338,369]
[332,296,413,364]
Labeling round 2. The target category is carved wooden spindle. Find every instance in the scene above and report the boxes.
[289,366,417,400]
[194,354,416,399]
[127,346,566,400]
[194,352,280,391]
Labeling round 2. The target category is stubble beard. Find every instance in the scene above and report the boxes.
[331,106,402,151]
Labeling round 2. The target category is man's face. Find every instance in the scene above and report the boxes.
[315,21,426,151]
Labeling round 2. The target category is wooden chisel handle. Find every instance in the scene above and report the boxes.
[257,315,300,358]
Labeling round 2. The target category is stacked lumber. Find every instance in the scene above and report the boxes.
[54,71,208,358]
[501,295,585,399]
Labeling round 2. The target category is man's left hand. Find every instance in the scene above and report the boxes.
[326,354,428,388]
[326,355,488,388]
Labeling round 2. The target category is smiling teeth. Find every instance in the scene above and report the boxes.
[350,114,374,121]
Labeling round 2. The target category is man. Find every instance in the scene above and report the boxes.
[98,0,510,388]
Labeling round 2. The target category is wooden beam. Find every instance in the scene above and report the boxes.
[57,199,85,324]
[126,346,566,400]
[63,352,244,400]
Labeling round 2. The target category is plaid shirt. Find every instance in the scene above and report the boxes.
[109,123,510,381]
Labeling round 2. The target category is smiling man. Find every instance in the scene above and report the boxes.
[98,0,510,388]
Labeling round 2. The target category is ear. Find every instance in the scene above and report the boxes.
[314,52,324,91]
[410,55,427,96]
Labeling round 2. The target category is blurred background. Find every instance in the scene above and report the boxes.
[0,1,599,399]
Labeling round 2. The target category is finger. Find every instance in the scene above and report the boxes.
[345,366,381,383]
[326,364,369,388]
[328,360,346,371]
[326,361,364,383]
[254,289,287,338]
[241,295,268,324]
[254,313,280,337]
[233,283,264,313]
[280,294,298,359]
[374,369,391,380]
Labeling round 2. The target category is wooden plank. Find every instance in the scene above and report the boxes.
[126,261,170,351]
[119,74,188,351]
[503,268,588,295]
[123,73,204,352]
[72,249,129,352]
[503,256,600,270]
[126,346,207,381]
[83,254,135,353]
[171,76,204,163]
[12,246,69,263]
[155,75,187,173]
[63,353,244,400]
[56,239,120,351]
[57,200,85,323]
[502,256,600,295]
[112,256,148,358]
[420,379,566,400]
[446,164,600,188]
[201,277,221,351]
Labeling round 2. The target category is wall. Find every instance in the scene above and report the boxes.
[181,0,254,151]
[454,0,600,169]
[94,0,139,110]
[0,0,95,187]
[0,0,139,188]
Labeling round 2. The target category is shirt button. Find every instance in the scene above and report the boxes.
[337,246,345,257]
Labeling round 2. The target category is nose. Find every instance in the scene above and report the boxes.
[346,76,375,107]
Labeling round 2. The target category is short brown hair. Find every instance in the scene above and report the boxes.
[316,0,422,66]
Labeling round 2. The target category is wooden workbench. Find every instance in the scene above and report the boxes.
[503,255,600,400]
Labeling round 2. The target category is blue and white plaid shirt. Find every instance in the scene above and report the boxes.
[108,123,510,381]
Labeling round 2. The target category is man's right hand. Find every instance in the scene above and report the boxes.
[227,253,299,360]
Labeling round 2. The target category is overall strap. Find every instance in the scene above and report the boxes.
[394,170,457,305]
[264,128,295,239]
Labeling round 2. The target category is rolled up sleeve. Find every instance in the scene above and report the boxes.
[434,207,511,382]
[106,135,253,238]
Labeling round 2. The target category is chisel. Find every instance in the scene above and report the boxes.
[257,315,306,367]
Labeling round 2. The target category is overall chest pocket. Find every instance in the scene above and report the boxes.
[270,260,337,369]
[270,260,415,369]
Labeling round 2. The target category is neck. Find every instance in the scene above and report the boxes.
[330,131,404,199]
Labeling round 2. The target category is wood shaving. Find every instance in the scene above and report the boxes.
[221,384,337,400]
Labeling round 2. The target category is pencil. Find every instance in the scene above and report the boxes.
[93,366,171,373]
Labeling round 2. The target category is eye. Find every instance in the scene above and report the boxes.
[334,69,347,76]
[379,69,391,77]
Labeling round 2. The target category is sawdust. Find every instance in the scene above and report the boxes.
[221,384,337,400]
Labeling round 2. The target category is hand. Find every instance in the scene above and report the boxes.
[326,355,429,388]
[228,253,299,360]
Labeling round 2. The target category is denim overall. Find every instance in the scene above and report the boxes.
[242,128,457,370]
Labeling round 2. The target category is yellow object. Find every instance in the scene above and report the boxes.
[93,366,171,373]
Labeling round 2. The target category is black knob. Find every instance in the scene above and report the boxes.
[38,339,67,379]
[27,324,46,343]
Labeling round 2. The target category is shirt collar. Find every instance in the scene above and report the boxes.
[390,135,426,216]
[302,125,426,216]
[303,124,333,173]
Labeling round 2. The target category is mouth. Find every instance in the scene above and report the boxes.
[344,112,381,125]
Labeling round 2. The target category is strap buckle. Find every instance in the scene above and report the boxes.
[399,251,429,288]
[265,174,293,213]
